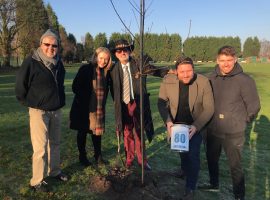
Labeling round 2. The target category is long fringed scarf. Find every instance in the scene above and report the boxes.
[90,67,105,135]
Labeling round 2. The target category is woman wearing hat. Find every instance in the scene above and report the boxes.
[70,47,112,166]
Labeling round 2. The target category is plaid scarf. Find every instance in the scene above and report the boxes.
[94,67,105,135]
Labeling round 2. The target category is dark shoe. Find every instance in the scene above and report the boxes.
[198,183,219,192]
[144,163,152,171]
[138,163,152,171]
[53,172,68,182]
[180,189,194,200]
[79,156,91,166]
[95,156,107,165]
[126,163,132,169]
[30,180,50,192]
[126,163,134,171]
[172,169,186,179]
[235,196,245,200]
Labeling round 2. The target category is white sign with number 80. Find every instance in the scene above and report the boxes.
[171,124,189,152]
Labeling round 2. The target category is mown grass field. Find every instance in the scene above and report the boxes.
[0,62,269,200]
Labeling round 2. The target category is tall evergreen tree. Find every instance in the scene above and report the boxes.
[0,0,17,66]
[64,33,77,63]
[46,3,59,34]
[170,34,182,61]
[84,32,94,62]
[94,33,107,49]
[243,37,261,57]
[59,25,69,61]
[75,43,84,62]
[16,0,49,58]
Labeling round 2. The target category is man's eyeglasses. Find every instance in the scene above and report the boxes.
[43,43,58,48]
[115,48,129,53]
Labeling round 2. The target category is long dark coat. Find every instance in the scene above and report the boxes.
[109,58,155,142]
[69,63,109,132]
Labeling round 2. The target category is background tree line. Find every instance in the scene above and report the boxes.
[0,0,269,67]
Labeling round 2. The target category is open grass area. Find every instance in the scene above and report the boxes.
[0,63,269,200]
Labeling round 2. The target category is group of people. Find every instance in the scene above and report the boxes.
[15,29,260,200]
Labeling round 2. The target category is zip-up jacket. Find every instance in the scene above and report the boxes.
[208,63,260,136]
[15,55,65,111]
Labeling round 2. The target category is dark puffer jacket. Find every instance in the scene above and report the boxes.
[208,63,260,137]
[15,55,65,111]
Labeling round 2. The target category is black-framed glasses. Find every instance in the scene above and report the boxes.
[42,43,58,48]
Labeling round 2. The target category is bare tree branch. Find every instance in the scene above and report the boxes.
[128,0,140,14]
[132,8,140,31]
[109,0,137,41]
[145,0,154,14]
[186,19,192,40]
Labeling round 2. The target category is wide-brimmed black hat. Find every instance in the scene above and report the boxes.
[111,39,134,53]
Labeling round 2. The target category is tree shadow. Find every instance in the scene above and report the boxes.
[246,114,270,199]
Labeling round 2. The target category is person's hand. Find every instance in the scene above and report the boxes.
[189,125,197,140]
[166,121,174,138]
[168,69,176,74]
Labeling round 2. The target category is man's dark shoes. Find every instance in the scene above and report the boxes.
[53,172,68,182]
[180,189,194,200]
[198,183,219,192]
[30,180,50,192]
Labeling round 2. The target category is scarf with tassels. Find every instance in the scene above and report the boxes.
[90,67,105,135]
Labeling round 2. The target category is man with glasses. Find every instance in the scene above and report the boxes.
[109,39,168,171]
[15,29,68,192]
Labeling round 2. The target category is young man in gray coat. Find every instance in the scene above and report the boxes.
[199,46,261,200]
[158,56,214,200]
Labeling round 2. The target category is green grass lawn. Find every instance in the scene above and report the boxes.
[0,63,269,200]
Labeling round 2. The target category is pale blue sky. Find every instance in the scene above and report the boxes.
[44,0,270,44]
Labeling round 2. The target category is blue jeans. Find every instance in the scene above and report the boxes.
[180,132,202,190]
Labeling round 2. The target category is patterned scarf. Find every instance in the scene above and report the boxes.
[94,67,105,135]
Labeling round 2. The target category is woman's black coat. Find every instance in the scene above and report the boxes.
[69,63,109,132]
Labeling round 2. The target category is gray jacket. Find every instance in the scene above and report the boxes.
[208,63,260,136]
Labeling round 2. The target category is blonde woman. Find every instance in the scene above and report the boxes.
[70,47,112,166]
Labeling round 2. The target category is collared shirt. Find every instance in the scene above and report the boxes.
[121,62,134,99]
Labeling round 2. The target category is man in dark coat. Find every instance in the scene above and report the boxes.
[199,46,261,200]
[15,29,67,192]
[109,39,168,170]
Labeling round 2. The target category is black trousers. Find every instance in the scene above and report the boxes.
[206,132,245,199]
[77,130,101,160]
